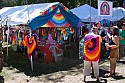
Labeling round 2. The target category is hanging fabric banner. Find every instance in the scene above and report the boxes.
[84,34,101,61]
[25,35,37,59]
[98,1,113,16]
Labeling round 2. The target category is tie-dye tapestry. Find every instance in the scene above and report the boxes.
[28,3,82,30]
[84,34,101,61]
[10,34,16,45]
[25,35,37,58]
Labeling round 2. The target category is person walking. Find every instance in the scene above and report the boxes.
[83,27,101,82]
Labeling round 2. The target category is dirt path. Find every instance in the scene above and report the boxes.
[0,57,124,83]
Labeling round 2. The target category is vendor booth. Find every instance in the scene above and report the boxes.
[27,3,82,64]
[0,2,82,65]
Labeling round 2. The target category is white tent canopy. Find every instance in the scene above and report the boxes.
[0,2,59,25]
[71,4,98,22]
[71,4,125,22]
[1,3,125,25]
[93,7,125,22]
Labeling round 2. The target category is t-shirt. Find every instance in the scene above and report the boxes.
[119,29,125,45]
[98,27,105,37]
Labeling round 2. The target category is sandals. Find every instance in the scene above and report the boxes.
[108,73,115,77]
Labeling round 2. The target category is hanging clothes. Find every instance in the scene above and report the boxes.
[25,35,37,58]
[18,31,23,46]
[10,33,16,46]
[70,27,74,34]
[22,31,27,46]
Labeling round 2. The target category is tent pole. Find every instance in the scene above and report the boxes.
[0,16,3,55]
[30,55,33,72]
[80,26,82,35]
[29,29,33,75]
[6,17,9,61]
[25,0,30,22]
[90,0,92,27]
[6,29,8,61]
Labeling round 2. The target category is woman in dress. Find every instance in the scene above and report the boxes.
[106,26,119,77]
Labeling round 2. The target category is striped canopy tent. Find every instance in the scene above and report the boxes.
[28,3,82,30]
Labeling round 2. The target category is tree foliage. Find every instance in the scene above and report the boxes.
[0,0,124,9]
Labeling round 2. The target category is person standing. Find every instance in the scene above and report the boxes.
[106,26,119,77]
[83,27,101,82]
[119,23,125,60]
[95,22,106,60]
[95,22,105,36]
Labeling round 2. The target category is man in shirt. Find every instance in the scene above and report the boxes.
[95,22,106,60]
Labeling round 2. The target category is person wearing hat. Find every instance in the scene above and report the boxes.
[119,22,125,60]
[83,27,101,82]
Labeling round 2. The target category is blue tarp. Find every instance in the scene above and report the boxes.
[28,6,58,30]
[28,3,82,30]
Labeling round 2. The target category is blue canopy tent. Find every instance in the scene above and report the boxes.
[27,3,82,30]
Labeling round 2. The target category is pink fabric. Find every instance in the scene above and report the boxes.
[46,34,56,44]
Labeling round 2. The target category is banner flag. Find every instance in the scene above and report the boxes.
[98,1,113,16]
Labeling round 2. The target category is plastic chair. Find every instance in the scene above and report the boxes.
[49,45,63,62]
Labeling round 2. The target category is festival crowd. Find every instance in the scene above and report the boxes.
[83,22,125,82]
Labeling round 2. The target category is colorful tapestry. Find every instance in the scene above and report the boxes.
[19,38,23,46]
[10,34,16,45]
[84,34,101,61]
[28,3,82,30]
[25,35,37,58]
[42,8,70,27]
[22,31,27,46]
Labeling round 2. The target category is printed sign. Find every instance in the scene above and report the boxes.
[98,1,113,16]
